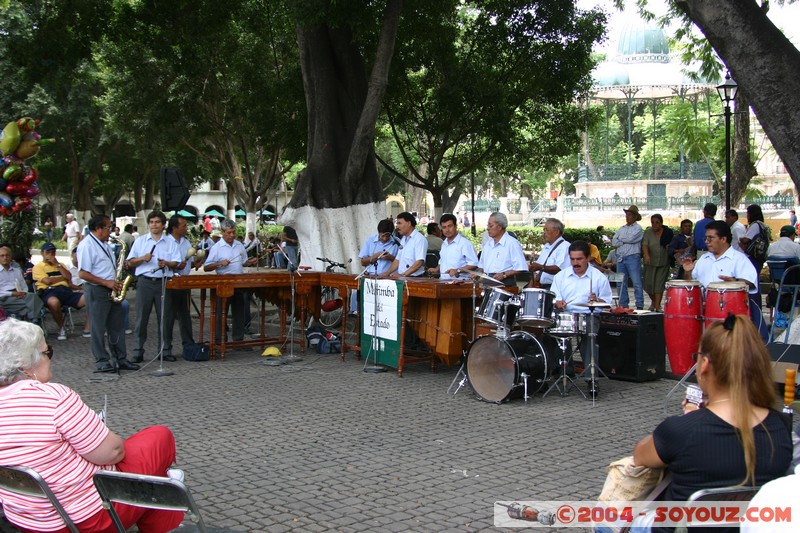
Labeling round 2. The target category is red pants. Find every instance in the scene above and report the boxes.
[20,426,185,533]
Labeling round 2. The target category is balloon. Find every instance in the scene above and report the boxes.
[0,192,11,208]
[0,178,6,191]
[13,140,39,160]
[0,122,21,156]
[22,167,37,185]
[5,181,27,196]
[24,185,39,197]
[3,165,22,181]
[20,203,32,212]
[15,117,38,133]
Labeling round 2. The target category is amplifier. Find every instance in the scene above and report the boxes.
[597,312,665,382]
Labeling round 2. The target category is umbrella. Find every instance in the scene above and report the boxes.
[177,209,196,218]
[235,209,247,217]
[204,209,225,218]
[259,209,275,216]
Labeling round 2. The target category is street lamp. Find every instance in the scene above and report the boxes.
[717,71,738,211]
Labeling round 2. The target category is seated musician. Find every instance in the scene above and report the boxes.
[0,318,185,533]
[380,212,428,279]
[473,212,527,287]
[681,220,761,331]
[631,315,791,532]
[426,214,478,279]
[549,240,612,397]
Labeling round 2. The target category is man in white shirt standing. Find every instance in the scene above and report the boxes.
[725,209,747,252]
[61,213,81,253]
[428,213,478,279]
[475,212,527,287]
[162,215,195,361]
[126,210,180,363]
[528,218,570,290]
[381,212,428,279]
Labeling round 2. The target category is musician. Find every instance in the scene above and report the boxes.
[427,213,478,279]
[162,215,195,361]
[32,242,86,341]
[77,215,138,372]
[204,220,257,345]
[282,226,300,271]
[126,211,180,363]
[474,212,526,286]
[381,212,428,279]
[528,218,570,290]
[550,240,612,395]
[683,220,757,289]
[359,219,399,276]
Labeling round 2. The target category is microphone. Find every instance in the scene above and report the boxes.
[148,265,165,274]
[392,235,403,249]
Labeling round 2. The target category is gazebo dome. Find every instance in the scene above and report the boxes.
[615,21,670,61]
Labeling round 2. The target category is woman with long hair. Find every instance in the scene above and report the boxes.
[641,214,673,311]
[633,315,791,507]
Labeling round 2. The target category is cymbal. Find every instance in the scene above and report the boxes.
[574,301,611,308]
[466,270,504,285]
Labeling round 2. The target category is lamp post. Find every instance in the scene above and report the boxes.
[717,72,738,211]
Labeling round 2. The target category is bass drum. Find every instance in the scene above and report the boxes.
[466,331,552,403]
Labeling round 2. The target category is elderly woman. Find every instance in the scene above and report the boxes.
[641,214,673,311]
[632,315,791,531]
[0,319,183,533]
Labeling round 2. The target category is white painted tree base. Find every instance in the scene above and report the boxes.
[280,202,385,274]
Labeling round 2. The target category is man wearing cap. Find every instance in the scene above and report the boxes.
[768,225,800,260]
[61,213,81,253]
[612,205,644,309]
[33,243,86,341]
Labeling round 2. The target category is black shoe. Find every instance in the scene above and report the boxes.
[588,381,599,399]
[162,354,177,362]
[130,355,143,363]
[117,360,140,371]
[93,365,115,373]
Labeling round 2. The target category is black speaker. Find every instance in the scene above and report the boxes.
[159,167,190,211]
[597,312,665,382]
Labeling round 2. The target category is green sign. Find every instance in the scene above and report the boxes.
[359,278,403,368]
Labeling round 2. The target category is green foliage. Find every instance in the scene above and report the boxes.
[0,212,36,257]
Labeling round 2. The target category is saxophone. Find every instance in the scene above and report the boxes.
[108,235,133,303]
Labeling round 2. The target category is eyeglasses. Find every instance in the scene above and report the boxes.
[42,345,53,360]
[691,351,708,363]
[703,235,719,242]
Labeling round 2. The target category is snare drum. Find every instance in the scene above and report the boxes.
[548,312,587,336]
[517,288,555,327]
[705,281,749,327]
[663,280,703,375]
[475,287,518,328]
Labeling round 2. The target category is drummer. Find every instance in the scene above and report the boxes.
[550,240,613,393]
[427,214,478,279]
[682,220,761,330]
[474,212,527,287]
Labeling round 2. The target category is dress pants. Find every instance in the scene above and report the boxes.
[133,276,166,358]
[0,293,42,320]
[215,289,246,342]
[163,288,194,356]
[84,284,128,370]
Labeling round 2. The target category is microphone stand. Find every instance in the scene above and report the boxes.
[150,264,174,377]
[281,246,302,363]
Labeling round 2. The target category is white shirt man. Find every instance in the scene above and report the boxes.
[528,218,570,287]
[767,225,800,260]
[382,212,428,278]
[62,214,81,253]
[725,209,747,252]
[684,221,758,293]
[476,212,527,286]
[428,215,478,280]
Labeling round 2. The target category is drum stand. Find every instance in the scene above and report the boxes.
[449,276,480,396]
[583,306,609,403]
[663,363,697,415]
[543,335,586,399]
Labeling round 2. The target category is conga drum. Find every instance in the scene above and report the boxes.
[704,281,749,328]
[663,280,703,376]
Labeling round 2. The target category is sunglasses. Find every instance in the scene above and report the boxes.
[42,345,53,360]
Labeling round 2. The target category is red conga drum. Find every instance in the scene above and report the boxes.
[704,281,749,328]
[664,280,703,375]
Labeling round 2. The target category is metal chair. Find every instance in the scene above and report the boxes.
[767,261,800,343]
[92,470,238,533]
[677,484,761,530]
[0,464,79,533]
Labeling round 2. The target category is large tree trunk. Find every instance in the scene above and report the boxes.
[678,0,800,190]
[282,0,402,271]
[730,90,757,207]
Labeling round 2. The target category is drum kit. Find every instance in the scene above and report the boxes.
[449,275,609,404]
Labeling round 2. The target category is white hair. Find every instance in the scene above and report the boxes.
[489,212,508,229]
[0,318,46,386]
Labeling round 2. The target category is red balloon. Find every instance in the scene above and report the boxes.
[22,167,37,185]
[5,181,27,196]
[24,185,39,197]
[10,204,20,213]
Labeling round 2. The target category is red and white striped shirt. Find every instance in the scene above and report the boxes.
[0,380,114,531]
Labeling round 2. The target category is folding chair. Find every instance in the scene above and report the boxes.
[679,485,761,530]
[92,470,238,533]
[0,465,79,533]
[767,261,800,343]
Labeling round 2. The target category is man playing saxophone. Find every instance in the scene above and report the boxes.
[77,214,140,373]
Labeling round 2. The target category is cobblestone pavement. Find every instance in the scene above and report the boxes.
[25,284,690,533]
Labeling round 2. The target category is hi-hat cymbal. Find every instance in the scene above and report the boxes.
[574,301,611,308]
